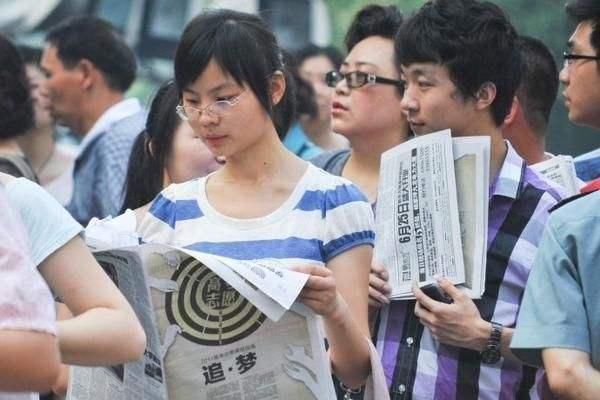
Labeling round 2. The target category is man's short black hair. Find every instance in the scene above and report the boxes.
[45,16,136,92]
[396,0,522,127]
[0,35,33,139]
[566,0,600,56]
[344,4,403,52]
[516,36,558,136]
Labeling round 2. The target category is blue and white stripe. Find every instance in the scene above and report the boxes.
[139,164,375,266]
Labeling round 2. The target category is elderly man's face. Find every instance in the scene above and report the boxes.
[40,45,86,133]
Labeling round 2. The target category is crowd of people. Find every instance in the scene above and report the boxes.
[0,0,599,399]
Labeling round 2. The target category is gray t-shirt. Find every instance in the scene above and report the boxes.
[310,149,351,176]
[311,150,378,212]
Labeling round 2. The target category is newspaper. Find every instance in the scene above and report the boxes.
[374,130,466,299]
[452,137,490,298]
[67,240,335,400]
[531,155,580,196]
[66,249,167,400]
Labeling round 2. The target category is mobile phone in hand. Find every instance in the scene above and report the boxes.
[420,283,453,304]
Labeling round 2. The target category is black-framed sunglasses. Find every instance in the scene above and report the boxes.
[563,52,600,67]
[325,70,404,91]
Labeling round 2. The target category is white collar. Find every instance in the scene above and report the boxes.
[76,98,142,159]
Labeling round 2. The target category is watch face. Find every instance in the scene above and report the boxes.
[481,348,501,364]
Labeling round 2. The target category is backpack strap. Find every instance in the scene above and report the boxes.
[0,154,39,183]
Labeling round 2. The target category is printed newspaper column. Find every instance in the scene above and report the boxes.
[531,155,581,196]
[69,235,336,400]
[66,248,168,400]
[452,137,490,298]
[144,246,336,400]
[374,130,466,299]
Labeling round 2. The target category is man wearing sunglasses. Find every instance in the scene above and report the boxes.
[511,1,600,398]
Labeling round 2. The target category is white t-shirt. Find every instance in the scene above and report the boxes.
[0,182,67,400]
[5,178,82,266]
[138,163,375,266]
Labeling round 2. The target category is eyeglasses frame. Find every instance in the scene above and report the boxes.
[176,92,244,122]
[325,70,404,91]
[563,52,600,68]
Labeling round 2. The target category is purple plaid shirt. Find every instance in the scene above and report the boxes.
[376,143,565,400]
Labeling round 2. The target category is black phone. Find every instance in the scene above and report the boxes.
[420,283,453,304]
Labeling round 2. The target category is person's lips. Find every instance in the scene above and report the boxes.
[408,119,425,131]
[204,135,227,146]
[331,101,348,116]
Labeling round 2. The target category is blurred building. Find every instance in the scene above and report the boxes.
[1,0,331,83]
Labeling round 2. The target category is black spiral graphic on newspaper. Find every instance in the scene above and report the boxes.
[165,257,266,346]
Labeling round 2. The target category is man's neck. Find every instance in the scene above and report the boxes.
[489,131,508,181]
[77,91,125,135]
[455,123,507,182]
[502,123,546,165]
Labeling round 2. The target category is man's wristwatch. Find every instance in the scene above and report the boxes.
[481,321,503,364]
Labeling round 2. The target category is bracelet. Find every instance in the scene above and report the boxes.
[339,381,363,399]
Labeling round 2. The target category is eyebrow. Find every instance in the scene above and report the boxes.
[404,67,436,79]
[341,60,378,68]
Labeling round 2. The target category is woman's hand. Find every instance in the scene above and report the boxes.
[368,261,391,309]
[292,264,343,319]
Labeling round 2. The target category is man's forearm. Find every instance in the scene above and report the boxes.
[543,348,600,399]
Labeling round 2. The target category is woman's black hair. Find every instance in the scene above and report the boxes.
[345,4,404,52]
[121,81,180,211]
[174,9,296,139]
[294,44,344,71]
[0,35,34,140]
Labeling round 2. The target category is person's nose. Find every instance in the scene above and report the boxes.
[400,84,418,116]
[559,64,570,86]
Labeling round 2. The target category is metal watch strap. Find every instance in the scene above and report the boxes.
[488,321,503,348]
[481,321,503,364]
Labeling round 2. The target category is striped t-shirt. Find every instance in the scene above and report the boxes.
[138,163,375,266]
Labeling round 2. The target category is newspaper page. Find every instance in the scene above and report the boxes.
[452,137,490,298]
[70,237,335,400]
[531,155,580,196]
[66,249,167,400]
[142,245,336,400]
[375,130,465,299]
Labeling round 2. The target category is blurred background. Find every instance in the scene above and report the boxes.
[1,0,597,156]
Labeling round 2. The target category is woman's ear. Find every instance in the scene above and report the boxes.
[269,71,286,106]
[146,135,155,159]
[474,81,497,111]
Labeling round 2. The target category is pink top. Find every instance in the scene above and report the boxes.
[0,187,55,335]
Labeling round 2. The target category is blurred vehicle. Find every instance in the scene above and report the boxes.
[2,0,331,90]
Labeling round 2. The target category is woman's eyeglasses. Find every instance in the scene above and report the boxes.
[324,70,404,91]
[176,92,244,122]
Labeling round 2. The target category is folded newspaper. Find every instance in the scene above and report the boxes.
[374,130,490,300]
[531,154,581,196]
[67,233,336,399]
